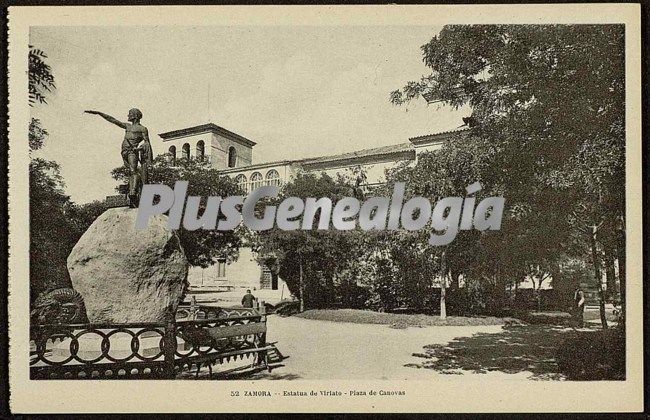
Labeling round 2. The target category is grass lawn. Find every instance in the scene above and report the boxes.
[295,308,516,328]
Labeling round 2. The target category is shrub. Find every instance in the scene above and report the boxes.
[555,324,625,380]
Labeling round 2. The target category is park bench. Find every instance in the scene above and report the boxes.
[30,302,279,380]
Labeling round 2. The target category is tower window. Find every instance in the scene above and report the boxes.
[228,146,237,168]
[168,145,176,165]
[196,140,205,161]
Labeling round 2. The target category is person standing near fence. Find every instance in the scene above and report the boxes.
[242,289,256,308]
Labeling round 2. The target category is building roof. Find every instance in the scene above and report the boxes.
[219,142,416,175]
[300,142,415,169]
[219,159,296,175]
[218,129,469,174]
[159,123,257,147]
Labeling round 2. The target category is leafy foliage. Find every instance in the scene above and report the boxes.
[29,46,56,106]
[252,171,367,309]
[390,25,625,318]
[29,118,48,151]
[392,25,624,217]
[30,159,107,303]
[111,156,243,267]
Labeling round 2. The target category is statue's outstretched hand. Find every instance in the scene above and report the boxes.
[84,111,127,128]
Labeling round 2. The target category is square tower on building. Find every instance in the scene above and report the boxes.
[159,123,256,170]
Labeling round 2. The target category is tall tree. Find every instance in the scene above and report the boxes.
[29,46,56,152]
[391,25,625,325]
[29,159,106,302]
[29,45,69,305]
[252,172,365,311]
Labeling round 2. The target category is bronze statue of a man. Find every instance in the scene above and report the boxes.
[84,108,154,206]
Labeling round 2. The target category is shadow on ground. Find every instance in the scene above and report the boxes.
[406,324,579,380]
[177,357,297,380]
[210,365,301,380]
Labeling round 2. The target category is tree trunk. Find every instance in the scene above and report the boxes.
[325,273,335,307]
[494,268,507,315]
[590,226,608,329]
[548,268,564,310]
[448,271,461,314]
[440,277,447,319]
[533,278,542,311]
[536,275,549,311]
[299,260,305,313]
[604,246,616,302]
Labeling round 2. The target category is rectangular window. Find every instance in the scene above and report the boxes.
[217,259,227,278]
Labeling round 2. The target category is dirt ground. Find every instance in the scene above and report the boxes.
[197,307,615,381]
[200,315,516,380]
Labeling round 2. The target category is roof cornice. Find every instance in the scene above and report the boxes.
[159,123,257,147]
[300,149,415,170]
[408,128,469,146]
[221,144,416,175]
[219,160,297,174]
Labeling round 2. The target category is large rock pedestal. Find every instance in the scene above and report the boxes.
[68,207,188,323]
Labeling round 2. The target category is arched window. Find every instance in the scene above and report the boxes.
[228,146,237,168]
[196,140,205,161]
[234,174,248,193]
[250,172,263,190]
[182,143,190,160]
[266,169,281,187]
[168,145,176,165]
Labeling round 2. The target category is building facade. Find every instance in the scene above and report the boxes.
[158,123,469,296]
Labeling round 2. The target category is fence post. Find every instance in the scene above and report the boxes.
[190,295,198,320]
[163,312,177,379]
[259,300,266,319]
[258,300,268,368]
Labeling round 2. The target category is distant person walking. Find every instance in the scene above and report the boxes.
[574,286,586,327]
[241,289,256,308]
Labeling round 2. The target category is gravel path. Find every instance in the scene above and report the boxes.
[210,315,505,380]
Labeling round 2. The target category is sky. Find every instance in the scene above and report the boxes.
[31,25,470,204]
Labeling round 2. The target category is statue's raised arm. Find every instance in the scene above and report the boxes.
[84,110,128,129]
[85,107,149,208]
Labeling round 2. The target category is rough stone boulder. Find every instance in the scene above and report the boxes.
[68,207,188,323]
